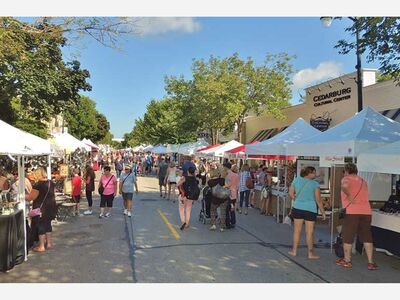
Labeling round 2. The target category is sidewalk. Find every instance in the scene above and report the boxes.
[0,172,135,283]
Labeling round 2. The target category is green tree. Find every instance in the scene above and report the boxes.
[63,96,98,140]
[165,53,294,143]
[94,112,111,143]
[0,17,92,125]
[336,17,400,84]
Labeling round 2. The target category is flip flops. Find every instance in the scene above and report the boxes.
[368,263,378,270]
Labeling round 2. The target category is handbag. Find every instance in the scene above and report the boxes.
[333,234,344,258]
[98,175,114,195]
[245,175,254,189]
[339,179,365,220]
[28,181,50,218]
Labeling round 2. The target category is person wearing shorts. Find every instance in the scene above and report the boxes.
[158,157,169,198]
[119,164,138,217]
[165,161,178,202]
[288,166,326,259]
[336,163,378,270]
[71,168,82,216]
[98,166,117,218]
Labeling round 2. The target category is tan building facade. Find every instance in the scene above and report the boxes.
[243,69,400,143]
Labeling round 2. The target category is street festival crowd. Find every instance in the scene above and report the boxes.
[0,149,379,271]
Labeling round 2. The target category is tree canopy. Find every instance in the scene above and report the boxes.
[336,17,400,84]
[126,52,294,145]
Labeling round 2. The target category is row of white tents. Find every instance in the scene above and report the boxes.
[0,119,100,264]
[131,106,400,175]
[245,106,400,174]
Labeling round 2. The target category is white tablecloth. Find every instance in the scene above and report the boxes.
[372,210,400,233]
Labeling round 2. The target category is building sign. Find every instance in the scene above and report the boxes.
[313,87,352,107]
[310,113,331,132]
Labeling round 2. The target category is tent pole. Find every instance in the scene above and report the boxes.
[47,155,51,180]
[18,156,28,261]
[330,164,335,253]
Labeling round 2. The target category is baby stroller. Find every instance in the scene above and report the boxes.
[199,186,213,224]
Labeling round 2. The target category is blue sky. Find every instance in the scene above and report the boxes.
[59,17,377,139]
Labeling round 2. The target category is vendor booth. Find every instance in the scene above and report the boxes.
[0,119,52,272]
[284,107,400,252]
[357,141,400,256]
[245,118,322,223]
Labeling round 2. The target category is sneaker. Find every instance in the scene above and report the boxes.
[123,209,128,215]
[220,228,225,232]
[83,210,92,215]
[244,210,248,215]
[127,211,131,217]
[99,213,104,219]
[105,212,111,218]
[209,225,217,231]
[238,209,242,214]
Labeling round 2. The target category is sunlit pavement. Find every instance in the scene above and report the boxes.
[1,174,400,283]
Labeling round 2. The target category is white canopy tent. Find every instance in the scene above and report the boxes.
[82,138,99,150]
[357,140,400,174]
[285,107,400,157]
[166,144,180,153]
[143,145,154,153]
[0,119,52,263]
[245,118,321,156]
[213,140,243,157]
[152,145,167,154]
[0,119,52,156]
[177,138,209,155]
[132,145,145,152]
[52,132,91,153]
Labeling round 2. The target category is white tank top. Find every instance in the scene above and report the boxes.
[168,167,177,182]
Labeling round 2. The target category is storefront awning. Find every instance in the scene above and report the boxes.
[250,126,288,142]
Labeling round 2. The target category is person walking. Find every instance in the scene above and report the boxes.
[25,167,57,252]
[165,161,178,203]
[207,168,229,232]
[177,167,200,230]
[114,156,124,180]
[98,166,117,218]
[119,164,138,217]
[260,166,274,216]
[71,168,83,216]
[336,163,378,270]
[182,155,196,176]
[238,164,251,215]
[158,157,169,198]
[83,165,95,215]
[288,166,326,259]
[225,163,239,228]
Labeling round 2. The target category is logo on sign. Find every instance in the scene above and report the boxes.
[310,112,331,132]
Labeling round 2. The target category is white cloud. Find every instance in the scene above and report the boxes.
[292,61,345,91]
[133,17,201,36]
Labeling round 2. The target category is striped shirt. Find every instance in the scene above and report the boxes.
[239,171,251,192]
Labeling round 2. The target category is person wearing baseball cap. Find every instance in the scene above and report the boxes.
[119,164,138,217]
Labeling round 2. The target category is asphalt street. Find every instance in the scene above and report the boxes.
[1,175,400,283]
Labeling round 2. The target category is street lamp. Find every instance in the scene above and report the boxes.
[320,17,363,112]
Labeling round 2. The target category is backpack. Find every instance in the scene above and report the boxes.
[183,176,200,200]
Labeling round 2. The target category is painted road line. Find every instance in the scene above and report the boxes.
[157,209,181,240]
